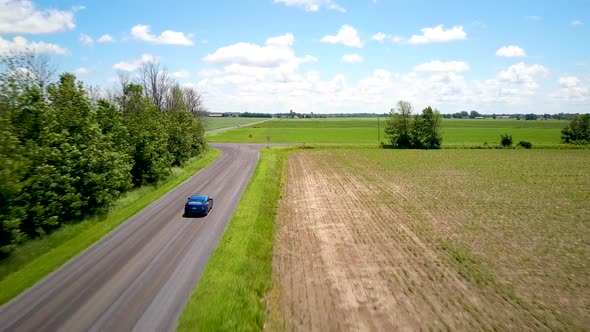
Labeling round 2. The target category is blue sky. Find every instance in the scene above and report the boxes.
[1,0,589,114]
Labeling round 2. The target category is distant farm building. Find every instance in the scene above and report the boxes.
[209,114,223,117]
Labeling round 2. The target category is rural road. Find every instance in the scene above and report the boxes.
[205,118,271,135]
[0,143,264,332]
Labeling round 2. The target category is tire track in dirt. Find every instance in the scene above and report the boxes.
[269,150,557,331]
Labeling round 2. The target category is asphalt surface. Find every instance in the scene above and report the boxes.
[205,119,271,135]
[0,143,263,332]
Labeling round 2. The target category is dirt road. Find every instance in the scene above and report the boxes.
[0,143,260,332]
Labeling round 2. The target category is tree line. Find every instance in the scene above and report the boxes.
[0,53,207,257]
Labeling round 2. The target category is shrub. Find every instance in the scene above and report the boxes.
[561,114,590,144]
[500,134,513,148]
[518,141,533,149]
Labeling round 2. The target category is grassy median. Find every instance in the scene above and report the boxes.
[177,146,293,331]
[0,148,221,305]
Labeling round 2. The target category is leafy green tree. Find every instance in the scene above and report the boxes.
[386,102,442,149]
[413,107,443,149]
[96,99,132,154]
[19,73,132,236]
[561,114,590,144]
[164,85,207,165]
[120,83,173,186]
[0,114,28,255]
[385,100,414,148]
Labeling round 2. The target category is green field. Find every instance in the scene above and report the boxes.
[207,118,567,146]
[204,117,270,130]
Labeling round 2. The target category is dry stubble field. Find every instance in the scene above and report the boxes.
[267,149,589,331]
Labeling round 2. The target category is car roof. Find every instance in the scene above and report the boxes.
[189,195,208,200]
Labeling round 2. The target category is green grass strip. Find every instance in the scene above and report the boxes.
[0,148,221,305]
[177,146,293,332]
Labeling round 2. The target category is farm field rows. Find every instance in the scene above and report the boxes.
[207,118,567,145]
[267,149,589,330]
[204,117,270,130]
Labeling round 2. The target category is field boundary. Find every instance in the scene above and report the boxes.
[0,148,221,305]
[176,146,295,331]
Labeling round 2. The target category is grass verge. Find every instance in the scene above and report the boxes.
[0,147,221,305]
[176,146,293,331]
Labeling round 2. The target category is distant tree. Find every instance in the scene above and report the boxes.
[0,52,56,95]
[412,107,443,149]
[385,100,414,148]
[461,111,469,118]
[385,102,442,149]
[492,114,497,119]
[182,87,206,117]
[525,113,537,120]
[561,114,590,144]
[500,134,513,148]
[164,84,206,165]
[469,110,480,118]
[138,61,172,112]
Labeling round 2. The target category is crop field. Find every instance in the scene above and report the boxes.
[204,117,269,130]
[267,149,589,330]
[207,118,567,145]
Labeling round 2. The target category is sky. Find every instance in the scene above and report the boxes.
[0,0,589,114]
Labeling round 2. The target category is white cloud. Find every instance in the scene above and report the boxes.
[371,33,404,44]
[74,67,89,75]
[113,54,159,71]
[496,45,526,57]
[199,69,222,77]
[415,61,470,73]
[80,33,93,46]
[170,70,191,78]
[559,76,579,88]
[0,0,78,34]
[371,32,388,42]
[497,62,548,84]
[196,58,561,115]
[0,36,69,55]
[97,34,114,43]
[131,24,194,46]
[491,62,549,98]
[571,20,583,26]
[203,33,317,68]
[407,25,466,44]
[266,33,295,47]
[321,25,362,48]
[342,54,363,63]
[553,76,590,102]
[273,0,345,12]
[391,36,404,43]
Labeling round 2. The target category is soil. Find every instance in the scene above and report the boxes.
[266,150,576,331]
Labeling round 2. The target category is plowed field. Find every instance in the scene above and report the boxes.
[267,149,589,331]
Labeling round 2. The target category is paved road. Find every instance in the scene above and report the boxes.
[205,119,271,135]
[0,143,262,332]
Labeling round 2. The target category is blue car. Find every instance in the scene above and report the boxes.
[184,195,213,216]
